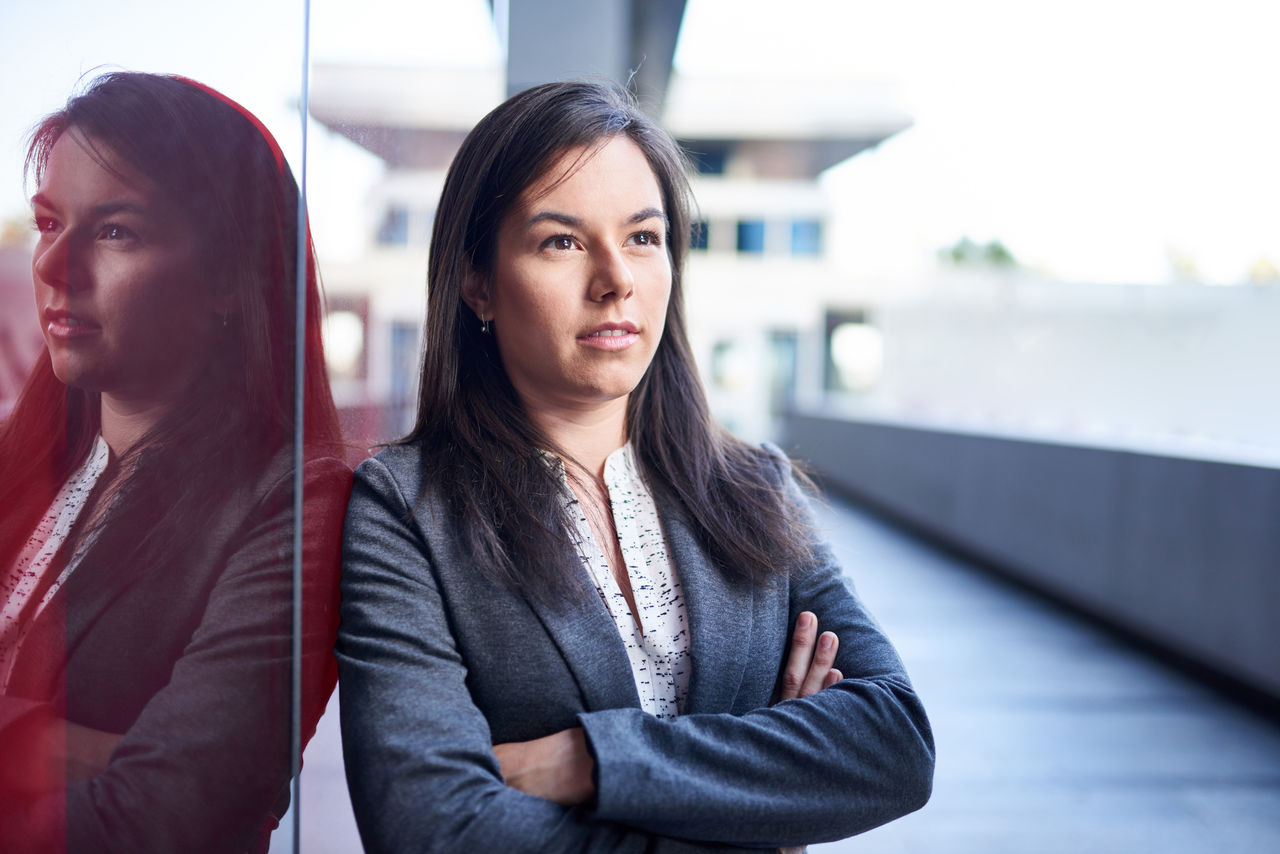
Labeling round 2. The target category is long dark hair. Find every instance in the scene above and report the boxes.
[405,80,814,604]
[0,71,341,575]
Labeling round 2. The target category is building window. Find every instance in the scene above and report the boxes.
[736,220,766,254]
[768,330,799,414]
[376,205,410,245]
[791,220,823,256]
[690,220,709,251]
[684,142,729,175]
[824,309,882,392]
[322,309,366,380]
[389,321,421,435]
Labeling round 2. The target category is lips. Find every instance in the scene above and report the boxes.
[578,321,639,352]
[44,309,101,340]
[580,321,638,339]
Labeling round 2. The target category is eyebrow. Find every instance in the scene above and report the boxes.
[523,207,669,230]
[30,193,148,218]
[28,192,57,212]
[90,201,149,218]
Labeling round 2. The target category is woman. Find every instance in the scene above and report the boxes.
[0,72,350,852]
[338,80,933,852]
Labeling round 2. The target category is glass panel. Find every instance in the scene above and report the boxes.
[0,5,333,852]
[299,0,505,848]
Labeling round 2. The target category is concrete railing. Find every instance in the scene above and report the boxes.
[784,410,1280,702]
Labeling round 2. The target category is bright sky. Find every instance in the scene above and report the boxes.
[677,0,1280,283]
[3,0,1276,283]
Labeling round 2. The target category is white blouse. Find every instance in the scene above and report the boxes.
[558,444,691,720]
[0,435,110,688]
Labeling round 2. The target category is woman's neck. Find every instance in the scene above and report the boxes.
[527,396,629,479]
[99,393,172,457]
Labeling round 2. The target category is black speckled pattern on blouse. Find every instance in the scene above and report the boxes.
[563,444,690,720]
[1,435,109,688]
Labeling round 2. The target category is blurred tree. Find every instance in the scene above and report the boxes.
[939,234,1017,268]
[984,239,1015,265]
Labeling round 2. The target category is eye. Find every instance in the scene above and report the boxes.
[541,235,579,252]
[627,230,663,248]
[99,223,137,241]
[32,216,59,235]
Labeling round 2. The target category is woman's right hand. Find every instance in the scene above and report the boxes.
[493,727,596,806]
[776,611,842,703]
[775,611,840,854]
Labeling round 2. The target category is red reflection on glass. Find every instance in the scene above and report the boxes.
[0,72,349,852]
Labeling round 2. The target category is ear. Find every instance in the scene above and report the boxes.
[460,268,491,321]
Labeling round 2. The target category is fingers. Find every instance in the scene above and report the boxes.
[799,630,839,698]
[777,611,818,702]
[778,612,844,702]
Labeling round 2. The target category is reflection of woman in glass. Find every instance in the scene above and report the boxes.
[0,72,349,851]
[339,81,933,853]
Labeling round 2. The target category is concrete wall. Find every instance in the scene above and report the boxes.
[783,412,1280,701]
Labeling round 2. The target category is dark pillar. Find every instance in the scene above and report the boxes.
[498,0,686,114]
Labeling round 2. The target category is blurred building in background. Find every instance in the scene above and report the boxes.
[667,72,909,439]
[308,20,913,447]
[309,63,506,446]
[812,269,1280,465]
[304,0,1280,715]
[0,241,42,418]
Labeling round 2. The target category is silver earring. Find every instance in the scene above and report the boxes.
[481,317,491,335]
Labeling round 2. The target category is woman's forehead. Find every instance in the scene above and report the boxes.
[40,131,146,201]
[512,137,662,217]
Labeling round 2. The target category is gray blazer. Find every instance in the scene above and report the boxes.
[0,452,350,853]
[337,443,933,853]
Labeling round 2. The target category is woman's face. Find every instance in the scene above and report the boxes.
[475,135,672,415]
[30,131,217,409]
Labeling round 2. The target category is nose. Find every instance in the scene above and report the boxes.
[588,245,635,302]
[32,230,79,292]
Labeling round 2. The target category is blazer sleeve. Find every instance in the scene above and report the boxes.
[337,457,760,854]
[0,455,350,854]
[579,454,935,848]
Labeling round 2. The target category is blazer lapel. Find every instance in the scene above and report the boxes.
[524,562,641,713]
[11,478,248,698]
[6,546,136,701]
[660,504,755,715]
[522,499,758,717]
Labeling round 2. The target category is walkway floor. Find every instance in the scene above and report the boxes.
[273,494,1280,853]
[808,495,1280,854]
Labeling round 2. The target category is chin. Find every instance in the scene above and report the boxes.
[46,358,76,387]
[582,375,645,402]
[48,360,104,393]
